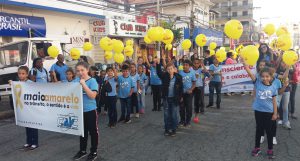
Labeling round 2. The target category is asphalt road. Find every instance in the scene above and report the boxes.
[0,92,300,161]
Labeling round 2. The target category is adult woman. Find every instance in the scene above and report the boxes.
[258,43,274,66]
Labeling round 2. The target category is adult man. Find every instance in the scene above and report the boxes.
[50,54,69,82]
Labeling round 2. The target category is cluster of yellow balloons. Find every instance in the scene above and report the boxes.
[144,27,174,52]
[224,19,243,39]
[47,46,59,58]
[124,39,134,57]
[263,24,292,51]
[240,45,259,66]
[282,50,298,65]
[99,37,126,64]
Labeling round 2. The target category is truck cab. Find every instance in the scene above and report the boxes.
[0,38,63,96]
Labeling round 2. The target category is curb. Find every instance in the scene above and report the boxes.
[0,110,14,120]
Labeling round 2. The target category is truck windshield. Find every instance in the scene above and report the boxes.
[0,42,29,68]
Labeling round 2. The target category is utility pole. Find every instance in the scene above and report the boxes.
[189,0,195,54]
[156,0,161,59]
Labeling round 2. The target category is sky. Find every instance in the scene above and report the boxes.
[254,0,300,26]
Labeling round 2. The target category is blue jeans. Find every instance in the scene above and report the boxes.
[138,89,145,111]
[120,97,131,120]
[279,92,290,124]
[163,97,178,131]
[26,127,38,145]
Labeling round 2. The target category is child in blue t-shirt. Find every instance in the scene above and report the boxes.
[192,58,210,121]
[179,59,196,127]
[137,64,147,114]
[130,63,141,118]
[145,56,162,111]
[104,67,118,128]
[207,57,222,109]
[115,64,134,123]
[73,62,99,161]
[244,64,279,159]
[10,66,38,150]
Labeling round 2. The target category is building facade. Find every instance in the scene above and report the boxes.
[211,0,256,45]
[0,0,150,64]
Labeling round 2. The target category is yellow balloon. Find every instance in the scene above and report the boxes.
[144,35,152,44]
[181,39,192,50]
[113,40,124,53]
[224,19,243,39]
[47,46,59,58]
[209,49,215,56]
[99,37,113,51]
[165,44,172,51]
[126,39,134,47]
[70,48,81,60]
[124,46,134,57]
[282,50,298,65]
[209,42,217,50]
[147,26,164,42]
[162,29,174,44]
[195,34,207,47]
[276,26,289,37]
[220,47,226,51]
[83,42,93,51]
[277,34,292,51]
[215,49,226,62]
[114,53,125,64]
[263,24,276,36]
[241,45,259,66]
[104,51,113,60]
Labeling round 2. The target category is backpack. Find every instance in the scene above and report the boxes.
[292,62,300,83]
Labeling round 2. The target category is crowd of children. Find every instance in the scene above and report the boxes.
[9,42,300,160]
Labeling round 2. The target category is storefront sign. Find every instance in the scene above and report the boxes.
[89,19,108,36]
[11,82,84,136]
[0,12,46,37]
[107,19,147,37]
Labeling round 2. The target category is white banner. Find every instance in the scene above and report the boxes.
[11,82,84,136]
[204,63,256,93]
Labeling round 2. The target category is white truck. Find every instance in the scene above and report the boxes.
[0,38,66,96]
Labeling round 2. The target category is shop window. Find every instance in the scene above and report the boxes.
[232,12,237,17]
[0,42,29,68]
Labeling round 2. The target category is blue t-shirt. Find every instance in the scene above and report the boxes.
[150,66,162,85]
[104,76,117,96]
[50,62,69,81]
[252,79,277,113]
[209,64,222,82]
[80,78,98,112]
[168,77,176,97]
[139,73,147,90]
[30,68,48,83]
[179,70,196,93]
[130,73,140,93]
[192,68,210,87]
[118,75,134,98]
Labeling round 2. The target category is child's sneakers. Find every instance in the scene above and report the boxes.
[73,151,87,160]
[135,113,140,118]
[273,137,277,145]
[86,152,97,161]
[29,145,38,150]
[260,136,265,144]
[193,117,199,123]
[251,148,261,157]
[267,150,275,159]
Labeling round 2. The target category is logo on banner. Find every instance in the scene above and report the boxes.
[57,113,79,131]
[14,84,23,109]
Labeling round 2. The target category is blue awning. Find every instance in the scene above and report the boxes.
[184,27,223,46]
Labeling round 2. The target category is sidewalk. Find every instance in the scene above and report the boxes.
[0,96,14,120]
